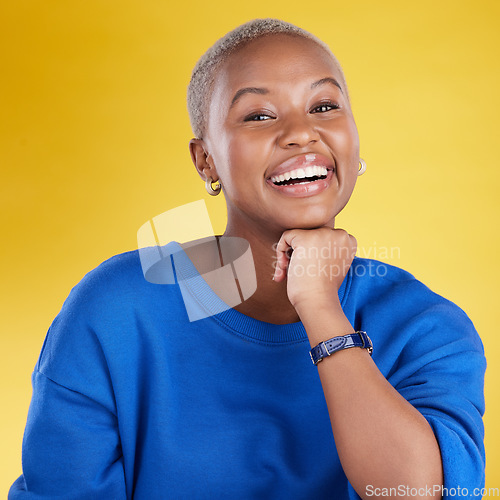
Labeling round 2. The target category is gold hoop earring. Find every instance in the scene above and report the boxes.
[358,158,367,176]
[205,176,221,196]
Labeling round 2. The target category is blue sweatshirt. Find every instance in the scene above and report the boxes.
[9,248,486,499]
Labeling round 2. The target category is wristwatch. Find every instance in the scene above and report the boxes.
[310,331,373,365]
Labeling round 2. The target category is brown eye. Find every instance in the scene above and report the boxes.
[244,113,274,122]
[311,102,340,114]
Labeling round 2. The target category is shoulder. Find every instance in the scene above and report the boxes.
[348,257,483,354]
[350,256,462,312]
[68,248,144,300]
[38,247,185,377]
[42,249,142,335]
[58,248,169,318]
[349,256,438,307]
[44,247,182,348]
[350,256,419,285]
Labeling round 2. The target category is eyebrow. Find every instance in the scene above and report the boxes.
[229,77,343,109]
[230,87,269,108]
[311,77,343,93]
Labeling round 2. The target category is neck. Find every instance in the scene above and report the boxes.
[221,221,301,325]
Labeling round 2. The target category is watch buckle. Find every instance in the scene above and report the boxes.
[321,341,331,358]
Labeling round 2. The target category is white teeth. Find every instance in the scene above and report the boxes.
[270,165,329,184]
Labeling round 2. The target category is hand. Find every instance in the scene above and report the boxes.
[273,227,357,312]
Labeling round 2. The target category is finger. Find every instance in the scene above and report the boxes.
[349,234,357,260]
[273,243,290,282]
[273,230,299,282]
[273,258,288,282]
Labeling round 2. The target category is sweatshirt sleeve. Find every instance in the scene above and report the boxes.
[9,272,128,499]
[388,301,486,498]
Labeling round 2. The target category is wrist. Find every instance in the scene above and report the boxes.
[309,331,373,365]
[296,300,354,346]
[294,294,342,319]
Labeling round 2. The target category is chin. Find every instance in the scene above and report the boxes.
[281,208,336,230]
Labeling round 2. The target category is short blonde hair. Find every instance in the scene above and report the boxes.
[187,18,349,139]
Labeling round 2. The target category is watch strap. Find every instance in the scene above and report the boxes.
[310,331,373,365]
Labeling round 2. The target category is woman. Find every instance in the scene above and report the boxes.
[10,19,485,499]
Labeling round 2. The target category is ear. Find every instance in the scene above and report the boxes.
[189,138,219,182]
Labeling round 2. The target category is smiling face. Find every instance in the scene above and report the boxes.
[191,34,360,240]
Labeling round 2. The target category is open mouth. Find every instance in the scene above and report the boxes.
[270,166,330,186]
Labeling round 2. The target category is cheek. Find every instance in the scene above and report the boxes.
[218,131,271,186]
[337,117,359,155]
[320,114,359,147]
[324,118,360,169]
[347,121,360,160]
[321,118,360,185]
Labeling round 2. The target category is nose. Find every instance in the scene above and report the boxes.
[278,114,320,149]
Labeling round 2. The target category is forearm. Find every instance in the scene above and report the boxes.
[298,302,443,499]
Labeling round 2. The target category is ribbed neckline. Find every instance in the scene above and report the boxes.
[168,241,352,345]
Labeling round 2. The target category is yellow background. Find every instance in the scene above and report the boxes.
[1,0,499,493]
